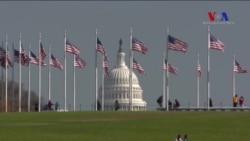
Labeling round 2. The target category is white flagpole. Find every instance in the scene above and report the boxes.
[12,43,15,112]
[5,35,8,112]
[233,54,235,97]
[207,26,210,110]
[64,30,67,111]
[48,46,51,101]
[28,44,31,112]
[101,56,104,111]
[38,32,41,112]
[19,33,22,112]
[162,51,165,109]
[95,29,98,111]
[73,55,76,111]
[1,68,3,112]
[197,53,200,108]
[166,27,169,111]
[129,28,133,111]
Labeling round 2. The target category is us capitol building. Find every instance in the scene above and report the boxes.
[98,41,147,111]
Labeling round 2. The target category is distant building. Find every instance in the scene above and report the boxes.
[98,42,146,111]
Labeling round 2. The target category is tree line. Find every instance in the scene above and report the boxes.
[0,80,45,112]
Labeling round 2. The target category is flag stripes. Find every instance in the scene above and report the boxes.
[197,64,202,77]
[66,40,80,55]
[132,37,148,54]
[97,37,109,61]
[168,35,188,53]
[102,59,110,76]
[164,59,178,75]
[97,37,105,55]
[133,58,145,74]
[50,54,63,70]
[234,60,247,73]
[74,56,86,69]
[20,46,29,66]
[40,42,47,61]
[0,46,12,68]
[210,34,225,52]
[29,51,39,65]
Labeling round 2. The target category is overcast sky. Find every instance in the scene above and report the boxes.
[0,1,249,110]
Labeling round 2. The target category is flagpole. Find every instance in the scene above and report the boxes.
[64,30,67,112]
[73,55,76,111]
[207,26,210,110]
[165,27,169,111]
[38,32,41,112]
[12,43,15,112]
[161,49,166,108]
[1,64,3,112]
[48,46,51,101]
[19,33,22,112]
[28,44,31,112]
[162,51,165,109]
[233,54,235,97]
[95,29,98,111]
[5,35,8,112]
[102,56,104,111]
[129,28,133,111]
[197,53,200,108]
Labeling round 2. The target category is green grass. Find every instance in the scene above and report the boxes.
[0,111,249,141]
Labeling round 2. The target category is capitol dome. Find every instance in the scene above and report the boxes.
[98,41,147,111]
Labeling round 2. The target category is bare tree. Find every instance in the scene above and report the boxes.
[0,80,46,112]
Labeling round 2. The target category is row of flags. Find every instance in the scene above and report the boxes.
[167,33,248,77]
[0,39,87,71]
[0,33,246,76]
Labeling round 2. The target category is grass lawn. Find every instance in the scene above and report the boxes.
[0,111,249,141]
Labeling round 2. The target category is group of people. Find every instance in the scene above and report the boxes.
[157,95,181,110]
[176,134,188,141]
[43,100,59,111]
[233,94,245,107]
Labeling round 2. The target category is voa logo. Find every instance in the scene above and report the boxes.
[208,12,229,22]
[203,12,234,25]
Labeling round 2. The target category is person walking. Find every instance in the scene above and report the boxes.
[239,96,244,107]
[233,94,238,107]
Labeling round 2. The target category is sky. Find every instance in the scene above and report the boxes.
[0,1,249,111]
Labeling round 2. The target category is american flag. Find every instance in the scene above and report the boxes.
[29,51,39,65]
[74,56,86,69]
[132,37,148,54]
[103,59,110,76]
[234,60,247,73]
[0,46,12,68]
[14,49,20,63]
[133,58,145,74]
[197,63,202,77]
[97,37,105,55]
[40,42,47,61]
[50,54,63,70]
[168,35,188,53]
[164,59,178,75]
[97,37,109,61]
[210,34,225,52]
[0,46,6,61]
[20,46,29,66]
[66,40,80,56]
